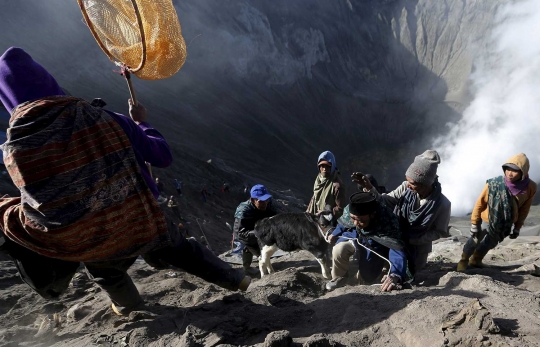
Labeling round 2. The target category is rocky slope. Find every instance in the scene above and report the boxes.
[4,1,539,347]
[0,212,539,347]
[0,0,506,198]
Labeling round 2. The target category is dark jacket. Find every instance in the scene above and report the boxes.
[332,202,407,279]
[233,200,278,244]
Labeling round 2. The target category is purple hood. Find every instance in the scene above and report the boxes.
[0,47,171,199]
[0,47,65,113]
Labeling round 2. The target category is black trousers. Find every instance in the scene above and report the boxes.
[238,232,260,268]
[405,242,432,277]
[1,237,141,313]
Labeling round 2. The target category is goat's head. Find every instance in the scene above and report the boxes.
[317,204,334,228]
[307,205,334,232]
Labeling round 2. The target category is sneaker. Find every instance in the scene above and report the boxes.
[325,276,347,291]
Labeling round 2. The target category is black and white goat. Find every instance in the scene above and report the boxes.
[253,212,332,279]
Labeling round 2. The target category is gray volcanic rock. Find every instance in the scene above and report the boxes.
[264,330,292,347]
[0,0,504,197]
[2,215,540,346]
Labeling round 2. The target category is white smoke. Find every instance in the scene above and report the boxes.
[434,0,540,216]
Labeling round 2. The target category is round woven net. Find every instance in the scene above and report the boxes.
[78,0,187,80]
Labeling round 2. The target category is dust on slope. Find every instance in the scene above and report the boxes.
[1,158,540,346]
[0,220,539,346]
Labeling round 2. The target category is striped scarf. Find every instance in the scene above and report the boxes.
[0,96,169,261]
[395,179,443,239]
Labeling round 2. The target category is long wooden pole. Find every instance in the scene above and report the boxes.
[123,68,138,106]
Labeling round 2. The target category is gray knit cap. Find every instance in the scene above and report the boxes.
[405,150,441,186]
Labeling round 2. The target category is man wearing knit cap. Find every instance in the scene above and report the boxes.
[326,192,407,292]
[306,151,346,223]
[353,150,451,278]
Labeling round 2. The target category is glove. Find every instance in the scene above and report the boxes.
[509,228,520,239]
[470,224,481,238]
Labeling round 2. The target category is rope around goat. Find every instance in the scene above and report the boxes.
[308,213,398,287]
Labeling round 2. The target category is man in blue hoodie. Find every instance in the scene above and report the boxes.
[326,192,407,292]
[306,151,346,223]
[0,47,249,315]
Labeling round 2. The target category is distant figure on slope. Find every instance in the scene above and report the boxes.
[326,192,407,292]
[155,177,164,195]
[306,151,346,224]
[457,153,537,272]
[0,47,250,316]
[201,187,208,202]
[354,150,451,279]
[167,195,177,207]
[167,195,180,217]
[233,184,278,274]
[174,179,183,196]
[222,182,230,193]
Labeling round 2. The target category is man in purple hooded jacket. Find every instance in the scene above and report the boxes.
[0,47,250,315]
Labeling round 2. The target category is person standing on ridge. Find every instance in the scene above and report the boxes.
[174,179,182,196]
[155,177,164,195]
[201,187,208,203]
[457,153,537,271]
[307,151,346,223]
[167,195,180,218]
[0,47,250,316]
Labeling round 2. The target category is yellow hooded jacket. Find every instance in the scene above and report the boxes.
[471,153,537,229]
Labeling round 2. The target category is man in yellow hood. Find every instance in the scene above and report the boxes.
[457,153,537,271]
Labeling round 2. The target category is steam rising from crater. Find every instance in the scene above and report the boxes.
[434,0,540,215]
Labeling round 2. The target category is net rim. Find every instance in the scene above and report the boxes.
[78,0,147,73]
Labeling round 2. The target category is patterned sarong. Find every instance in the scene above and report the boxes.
[0,96,169,261]
[487,176,515,242]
